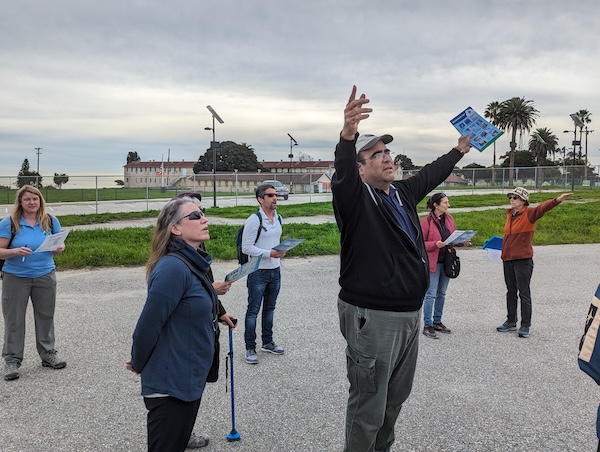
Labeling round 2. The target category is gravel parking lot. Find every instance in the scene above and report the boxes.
[1,244,599,451]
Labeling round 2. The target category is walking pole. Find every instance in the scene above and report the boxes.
[226,325,241,442]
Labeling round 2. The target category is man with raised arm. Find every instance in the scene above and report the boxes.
[332,85,471,452]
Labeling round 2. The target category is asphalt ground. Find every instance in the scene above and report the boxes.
[1,243,600,451]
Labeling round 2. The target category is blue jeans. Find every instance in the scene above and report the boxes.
[244,268,281,350]
[422,264,449,328]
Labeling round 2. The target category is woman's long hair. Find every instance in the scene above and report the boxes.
[146,196,198,279]
[11,185,52,233]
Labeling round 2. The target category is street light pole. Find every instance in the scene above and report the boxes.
[564,114,583,192]
[583,127,594,181]
[205,105,224,208]
[287,133,298,191]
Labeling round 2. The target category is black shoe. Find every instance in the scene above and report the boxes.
[423,326,439,339]
[433,322,452,334]
[4,362,20,381]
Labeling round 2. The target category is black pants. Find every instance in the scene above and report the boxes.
[144,396,201,452]
[503,258,534,327]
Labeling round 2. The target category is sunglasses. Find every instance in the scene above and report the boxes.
[263,193,278,198]
[180,210,205,221]
[508,196,521,201]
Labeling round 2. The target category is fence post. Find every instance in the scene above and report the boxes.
[95,176,99,214]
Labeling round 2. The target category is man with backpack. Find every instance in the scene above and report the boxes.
[241,183,286,364]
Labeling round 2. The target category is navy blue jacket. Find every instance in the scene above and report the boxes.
[131,242,217,402]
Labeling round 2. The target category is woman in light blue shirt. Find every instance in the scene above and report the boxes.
[0,185,66,381]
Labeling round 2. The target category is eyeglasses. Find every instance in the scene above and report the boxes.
[357,149,392,163]
[179,210,205,221]
[263,193,278,198]
[508,196,521,201]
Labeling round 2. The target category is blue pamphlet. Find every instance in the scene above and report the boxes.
[450,107,504,152]
[272,238,304,252]
[225,255,262,282]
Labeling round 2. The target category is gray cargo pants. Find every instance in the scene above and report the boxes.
[338,298,419,452]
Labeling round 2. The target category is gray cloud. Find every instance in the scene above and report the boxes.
[1,0,599,179]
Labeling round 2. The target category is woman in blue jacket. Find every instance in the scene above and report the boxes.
[126,196,218,452]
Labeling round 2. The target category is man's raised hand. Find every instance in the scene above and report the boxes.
[341,85,372,141]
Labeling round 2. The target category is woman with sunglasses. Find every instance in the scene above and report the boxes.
[170,192,236,450]
[126,197,220,452]
[497,187,572,338]
[420,192,466,339]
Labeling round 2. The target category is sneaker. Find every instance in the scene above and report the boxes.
[496,321,517,333]
[4,362,20,381]
[433,322,452,334]
[260,342,284,354]
[518,326,530,338]
[186,432,209,449]
[245,349,258,364]
[422,326,439,339]
[41,351,67,369]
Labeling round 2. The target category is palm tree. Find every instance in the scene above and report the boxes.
[484,101,502,185]
[528,127,558,187]
[574,109,592,159]
[575,109,592,179]
[497,97,539,186]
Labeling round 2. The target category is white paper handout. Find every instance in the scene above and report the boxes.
[272,238,304,252]
[224,255,262,282]
[34,230,70,253]
[443,230,477,246]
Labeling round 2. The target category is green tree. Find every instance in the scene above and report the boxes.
[528,128,558,165]
[496,97,539,186]
[394,153,416,170]
[500,150,536,167]
[457,163,492,182]
[193,141,264,173]
[574,109,592,159]
[53,173,69,189]
[17,158,42,188]
[484,101,502,185]
[127,151,141,163]
[528,128,558,187]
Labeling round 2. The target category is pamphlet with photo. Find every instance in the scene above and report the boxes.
[450,107,504,152]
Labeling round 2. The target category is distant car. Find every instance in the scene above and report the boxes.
[262,180,289,200]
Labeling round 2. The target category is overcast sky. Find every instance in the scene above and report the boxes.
[1,0,599,177]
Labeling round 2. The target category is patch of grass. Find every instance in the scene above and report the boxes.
[51,194,600,270]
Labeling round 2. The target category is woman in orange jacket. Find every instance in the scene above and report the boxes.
[496,187,572,338]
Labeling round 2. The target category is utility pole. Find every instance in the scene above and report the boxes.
[34,147,43,174]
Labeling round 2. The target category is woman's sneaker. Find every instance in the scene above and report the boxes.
[186,432,209,449]
[496,321,517,332]
[518,326,530,338]
[422,326,439,339]
[433,322,452,334]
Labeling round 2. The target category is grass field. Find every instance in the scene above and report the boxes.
[48,191,600,269]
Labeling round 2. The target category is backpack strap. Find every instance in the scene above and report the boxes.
[253,210,282,244]
[8,218,16,247]
[254,210,264,244]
